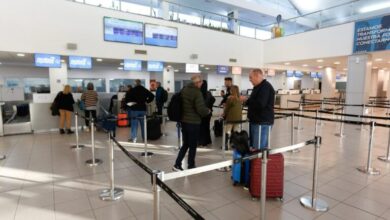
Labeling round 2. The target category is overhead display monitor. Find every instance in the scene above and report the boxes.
[104,17,143,44]
[336,74,342,80]
[144,23,178,48]
[317,72,323,79]
[217,65,229,75]
[69,56,92,69]
[294,71,303,78]
[185,64,199,73]
[124,59,142,71]
[147,61,164,72]
[310,72,317,78]
[35,53,61,68]
[232,66,242,75]
[286,70,294,77]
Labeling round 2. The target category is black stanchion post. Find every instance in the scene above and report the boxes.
[260,150,268,220]
[357,121,380,175]
[141,115,154,157]
[100,132,124,201]
[291,113,300,153]
[300,136,329,211]
[378,127,390,162]
[71,112,85,150]
[162,115,167,137]
[85,118,103,166]
[218,120,230,172]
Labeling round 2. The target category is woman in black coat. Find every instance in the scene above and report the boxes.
[198,80,215,147]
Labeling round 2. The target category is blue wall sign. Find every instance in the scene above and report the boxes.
[69,56,92,69]
[124,59,142,71]
[147,61,164,72]
[35,53,61,68]
[217,65,229,75]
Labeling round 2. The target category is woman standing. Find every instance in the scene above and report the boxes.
[198,80,215,147]
[223,85,242,149]
[56,85,75,134]
[81,82,98,132]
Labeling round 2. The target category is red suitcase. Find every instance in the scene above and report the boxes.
[117,113,128,127]
[249,153,284,199]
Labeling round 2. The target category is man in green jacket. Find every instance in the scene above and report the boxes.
[173,75,210,171]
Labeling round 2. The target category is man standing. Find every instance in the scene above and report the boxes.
[173,75,210,171]
[126,79,154,143]
[219,77,233,106]
[155,82,168,123]
[244,69,275,149]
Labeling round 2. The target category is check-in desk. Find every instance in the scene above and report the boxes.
[275,90,302,109]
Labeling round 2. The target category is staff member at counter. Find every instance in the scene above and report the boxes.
[56,85,75,134]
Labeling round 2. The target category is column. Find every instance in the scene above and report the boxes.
[159,0,170,20]
[232,74,242,89]
[49,63,68,94]
[370,69,378,97]
[321,67,336,99]
[345,54,372,117]
[386,71,390,98]
[163,67,174,93]
[377,69,387,97]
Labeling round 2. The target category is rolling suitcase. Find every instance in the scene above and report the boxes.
[231,150,250,186]
[147,117,162,140]
[213,119,223,137]
[249,153,284,199]
[117,113,128,127]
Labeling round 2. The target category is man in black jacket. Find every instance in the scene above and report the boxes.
[243,69,275,149]
[126,79,154,142]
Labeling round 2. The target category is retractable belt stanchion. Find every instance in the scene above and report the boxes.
[314,110,319,137]
[162,115,167,137]
[141,115,153,157]
[319,101,325,126]
[152,170,164,220]
[85,118,103,166]
[71,112,85,150]
[378,126,390,162]
[300,136,329,212]
[176,123,182,151]
[260,149,268,220]
[217,120,230,172]
[357,121,380,175]
[335,107,345,138]
[358,104,367,131]
[294,104,303,131]
[291,113,300,153]
[100,132,124,201]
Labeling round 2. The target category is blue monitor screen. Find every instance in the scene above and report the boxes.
[144,23,178,48]
[69,56,92,69]
[317,72,323,79]
[310,72,317,78]
[336,74,342,80]
[35,53,61,68]
[104,17,143,44]
[147,61,164,72]
[286,70,294,77]
[124,59,142,71]
[294,71,303,78]
[217,65,229,75]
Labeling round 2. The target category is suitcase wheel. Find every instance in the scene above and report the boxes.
[251,197,259,201]
[278,197,284,202]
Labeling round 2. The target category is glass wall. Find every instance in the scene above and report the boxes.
[68,78,106,93]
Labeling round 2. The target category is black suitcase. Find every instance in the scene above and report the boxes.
[213,119,223,137]
[147,117,162,140]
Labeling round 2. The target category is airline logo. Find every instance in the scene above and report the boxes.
[69,56,92,69]
[35,53,61,68]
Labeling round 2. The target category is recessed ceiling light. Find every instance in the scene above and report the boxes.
[373,66,378,69]
[96,58,103,62]
[61,59,65,63]
[284,62,290,65]
[118,67,123,70]
[302,64,308,67]
[375,58,383,62]
[200,64,205,67]
[318,66,323,69]
[317,59,324,63]
[167,65,172,68]
[16,53,25,57]
[343,68,348,71]
[205,67,210,70]
[120,62,124,65]
[174,69,179,72]
[334,61,340,65]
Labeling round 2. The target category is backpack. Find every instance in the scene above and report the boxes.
[230,130,250,155]
[167,92,182,122]
[161,89,168,103]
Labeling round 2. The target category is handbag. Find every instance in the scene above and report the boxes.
[78,100,85,110]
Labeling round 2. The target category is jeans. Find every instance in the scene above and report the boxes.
[84,110,96,127]
[175,122,200,169]
[250,123,272,149]
[129,110,146,140]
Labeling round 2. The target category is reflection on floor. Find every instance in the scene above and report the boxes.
[1,111,390,220]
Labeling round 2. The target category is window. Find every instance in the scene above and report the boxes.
[24,78,50,94]
[68,78,106,93]
[109,79,145,92]
[121,2,151,16]
[239,26,256,38]
[5,78,21,88]
[256,29,272,40]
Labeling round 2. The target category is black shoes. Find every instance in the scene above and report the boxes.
[66,129,74,134]
[59,129,65,134]
[172,165,184,172]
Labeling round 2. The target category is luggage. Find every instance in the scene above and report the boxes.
[147,117,162,140]
[167,92,182,122]
[249,153,284,199]
[117,113,128,127]
[231,150,250,186]
[213,119,223,137]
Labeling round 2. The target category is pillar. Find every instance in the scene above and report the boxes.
[370,69,378,97]
[345,54,372,117]
[49,63,68,94]
[321,67,336,99]
[232,74,242,90]
[377,69,387,97]
[163,67,174,93]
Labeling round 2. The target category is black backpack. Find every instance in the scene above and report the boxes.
[167,92,182,122]
[161,89,168,103]
[230,130,250,155]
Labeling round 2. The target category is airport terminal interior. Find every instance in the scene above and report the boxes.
[1,0,390,219]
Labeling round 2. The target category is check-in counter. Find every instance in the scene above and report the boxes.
[276,94,302,109]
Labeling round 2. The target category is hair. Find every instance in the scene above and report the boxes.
[224,77,233,81]
[251,68,264,75]
[191,75,202,83]
[87,82,94,90]
[230,85,240,99]
[127,85,132,91]
[156,81,161,87]
[135,79,141,86]
[63,85,71,94]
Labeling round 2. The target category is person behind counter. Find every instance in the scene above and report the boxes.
[81,82,98,132]
[55,85,75,134]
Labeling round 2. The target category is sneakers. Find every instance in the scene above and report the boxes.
[172,165,184,172]
[128,138,137,143]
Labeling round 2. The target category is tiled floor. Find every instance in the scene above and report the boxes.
[1,109,390,220]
